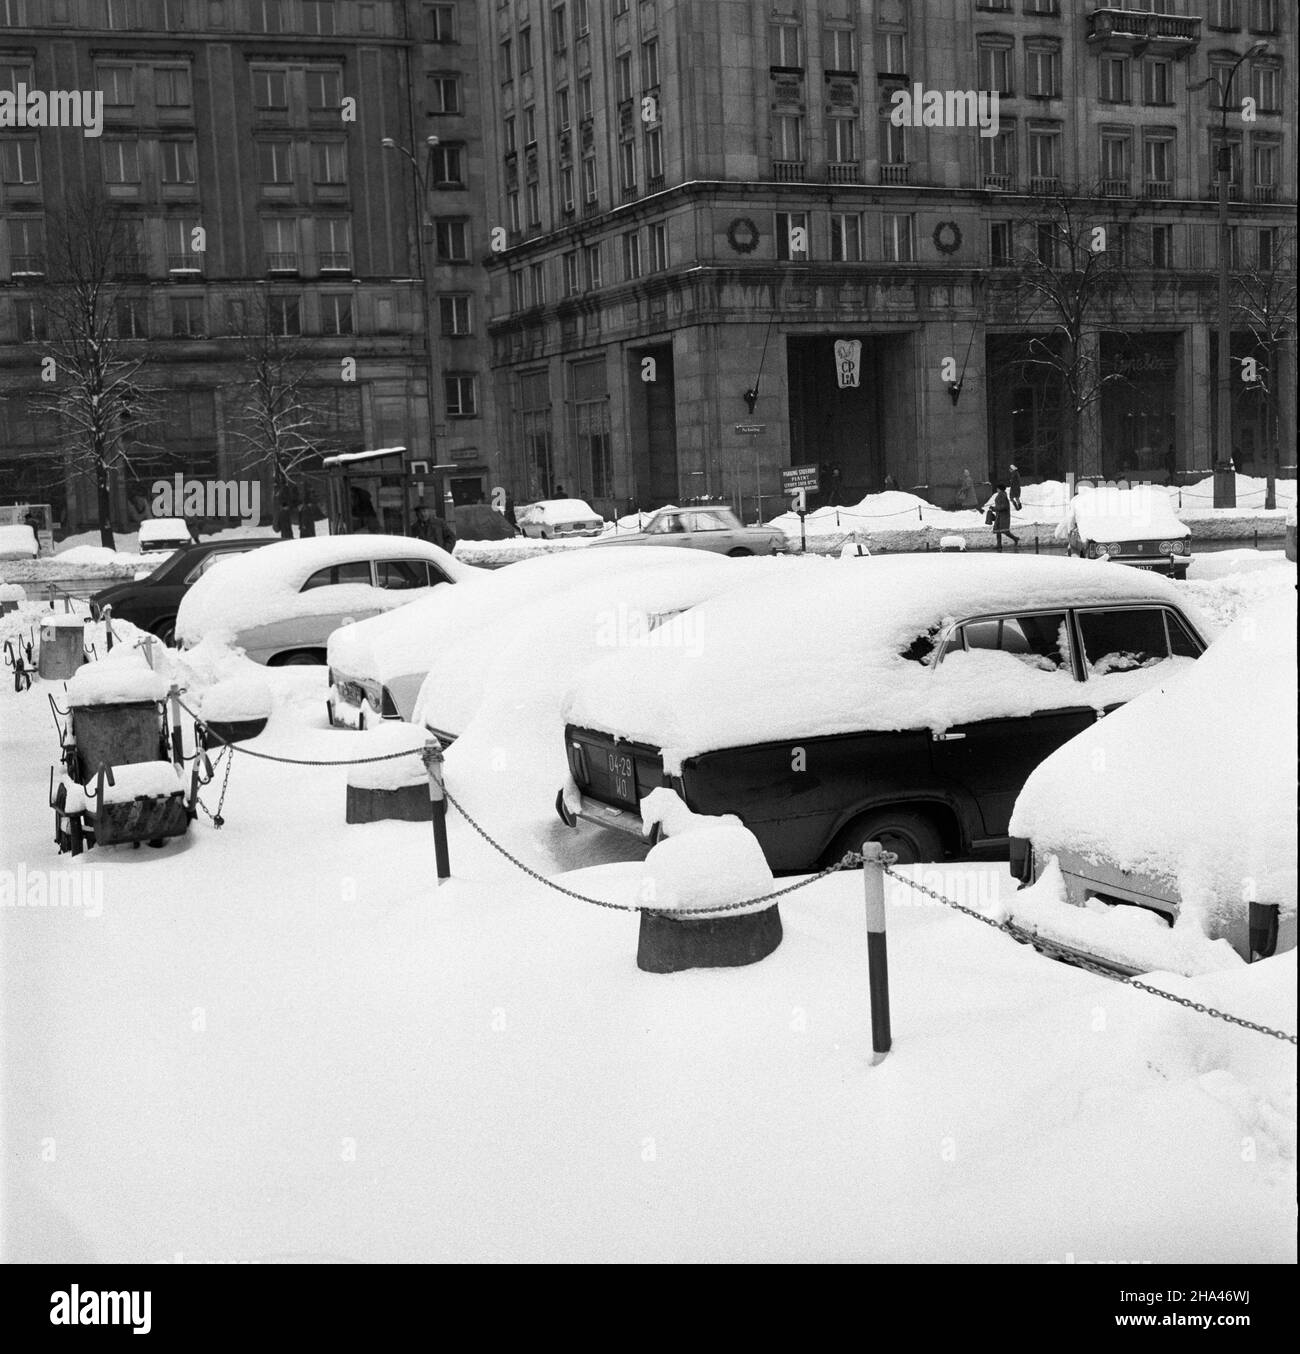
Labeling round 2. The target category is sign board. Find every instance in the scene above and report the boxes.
[734,423,767,435]
[781,465,820,494]
[834,338,862,388]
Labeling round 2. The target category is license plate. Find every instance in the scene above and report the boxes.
[604,749,635,803]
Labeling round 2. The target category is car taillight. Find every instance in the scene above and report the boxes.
[568,740,589,784]
[1008,836,1035,886]
[1175,538,1191,555]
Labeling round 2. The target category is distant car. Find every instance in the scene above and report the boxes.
[593,505,787,556]
[0,522,39,560]
[90,538,278,645]
[1058,486,1191,579]
[138,516,193,554]
[1008,592,1296,972]
[558,555,1208,870]
[516,498,605,539]
[176,535,472,665]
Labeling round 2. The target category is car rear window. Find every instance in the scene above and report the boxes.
[301,560,373,591]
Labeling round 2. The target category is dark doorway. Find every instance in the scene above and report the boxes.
[986,334,1064,483]
[628,344,677,507]
[1101,333,1179,481]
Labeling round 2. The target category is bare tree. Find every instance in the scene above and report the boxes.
[987,188,1137,479]
[30,188,160,548]
[1232,226,1297,509]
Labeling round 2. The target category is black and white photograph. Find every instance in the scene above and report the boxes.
[1,0,1295,1297]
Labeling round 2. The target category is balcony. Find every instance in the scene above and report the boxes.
[1029,175,1061,195]
[266,252,299,273]
[773,160,806,182]
[9,254,45,276]
[1101,177,1130,197]
[828,161,861,184]
[880,163,910,185]
[1086,8,1202,58]
[319,252,352,272]
[1254,184,1278,203]
[1143,180,1172,199]
[983,171,1013,191]
[166,252,201,274]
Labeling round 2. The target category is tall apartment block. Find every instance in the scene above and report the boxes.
[481,0,1295,518]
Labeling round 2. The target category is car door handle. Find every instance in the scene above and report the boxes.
[932,731,967,741]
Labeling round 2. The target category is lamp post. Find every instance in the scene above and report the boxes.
[1197,43,1268,509]
[381,135,447,519]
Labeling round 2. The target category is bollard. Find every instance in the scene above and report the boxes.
[1248,901,1279,962]
[423,738,450,884]
[102,604,114,652]
[862,841,892,1064]
[168,684,184,768]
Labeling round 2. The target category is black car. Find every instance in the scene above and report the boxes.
[90,537,278,645]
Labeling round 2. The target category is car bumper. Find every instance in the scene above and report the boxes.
[556,788,652,840]
[328,671,390,726]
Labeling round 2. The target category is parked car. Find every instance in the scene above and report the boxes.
[0,522,39,560]
[557,554,1209,870]
[594,505,787,556]
[1058,485,1191,579]
[137,516,193,554]
[1006,592,1296,972]
[516,498,605,539]
[176,535,471,665]
[90,537,279,645]
[326,547,748,728]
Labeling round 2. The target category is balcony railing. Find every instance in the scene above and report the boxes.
[1086,9,1202,50]
[647,173,664,192]
[319,252,352,271]
[983,171,1013,190]
[266,252,299,272]
[1029,175,1060,195]
[880,162,910,185]
[827,161,861,184]
[1101,177,1130,196]
[1143,180,1171,199]
[1253,184,1278,203]
[773,160,806,182]
[166,252,201,272]
[9,254,45,275]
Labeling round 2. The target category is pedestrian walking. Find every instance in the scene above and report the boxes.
[1008,464,1022,511]
[411,503,458,553]
[298,492,324,539]
[273,497,295,540]
[986,484,1019,551]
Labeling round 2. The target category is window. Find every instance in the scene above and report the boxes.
[1211,132,1242,186]
[529,262,546,305]
[1143,134,1173,191]
[101,138,140,184]
[878,30,906,77]
[556,87,571,131]
[825,27,856,73]
[258,140,294,184]
[306,68,342,110]
[1207,0,1239,29]
[317,218,351,270]
[578,75,593,119]
[560,165,575,211]
[520,370,554,499]
[526,181,541,226]
[1035,221,1058,267]
[523,105,536,145]
[377,560,440,590]
[1150,224,1173,269]
[500,38,513,82]
[583,242,602,289]
[1100,132,1131,190]
[1253,139,1278,193]
[1224,224,1242,270]
[1025,0,1059,12]
[1,138,39,184]
[649,221,668,271]
[574,0,589,36]
[14,299,45,341]
[619,140,636,190]
[1250,0,1278,31]
[881,117,907,166]
[503,116,516,154]
[312,141,347,184]
[321,293,352,336]
[953,613,1071,671]
[1026,43,1059,97]
[622,231,642,279]
[440,294,471,334]
[644,127,663,182]
[1143,57,1172,105]
[990,220,1013,266]
[775,211,809,261]
[154,66,191,107]
[615,53,632,102]
[977,40,1013,95]
[519,26,533,73]
[563,250,579,294]
[435,219,469,261]
[642,37,660,87]
[106,0,138,26]
[302,561,372,590]
[303,0,335,35]
[430,143,464,185]
[426,4,455,41]
[882,213,914,262]
[164,216,201,271]
[97,65,134,108]
[115,296,149,339]
[570,357,611,499]
[579,153,597,203]
[828,117,857,163]
[1258,226,1279,270]
[772,112,804,162]
[830,212,861,262]
[169,296,206,337]
[160,139,197,184]
[1250,61,1280,113]
[7,218,43,274]
[1077,608,1196,676]
[251,0,286,33]
[1028,127,1060,183]
[507,191,521,231]
[552,4,566,53]
[981,127,1015,186]
[263,218,299,271]
[253,68,288,109]
[769,20,802,68]
[445,375,477,418]
[1098,55,1129,103]
[428,75,460,114]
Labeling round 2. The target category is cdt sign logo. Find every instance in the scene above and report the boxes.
[834,339,862,389]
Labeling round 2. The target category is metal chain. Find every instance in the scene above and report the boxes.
[194,746,233,828]
[443,787,854,915]
[881,863,1297,1044]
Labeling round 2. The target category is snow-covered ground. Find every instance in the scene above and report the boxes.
[1,554,1295,1263]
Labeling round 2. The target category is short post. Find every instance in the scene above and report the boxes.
[1248,900,1279,962]
[168,684,184,768]
[798,507,807,554]
[862,840,892,1064]
[102,604,114,652]
[423,738,450,884]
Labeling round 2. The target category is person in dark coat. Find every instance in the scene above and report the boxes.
[987,484,1019,551]
[1008,464,1022,511]
[298,493,323,538]
[411,503,457,552]
[273,497,295,540]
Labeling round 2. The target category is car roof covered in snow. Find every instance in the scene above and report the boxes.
[1010,591,1297,929]
[518,498,601,519]
[1059,486,1190,543]
[176,534,468,643]
[562,552,1204,765]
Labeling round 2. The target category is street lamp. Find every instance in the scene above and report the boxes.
[1191,42,1268,509]
[381,135,449,519]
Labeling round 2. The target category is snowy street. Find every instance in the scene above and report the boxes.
[1,552,1294,1265]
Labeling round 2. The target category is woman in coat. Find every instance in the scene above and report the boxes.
[987,484,1019,551]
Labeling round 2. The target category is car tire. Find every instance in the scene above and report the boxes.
[271,649,327,666]
[825,808,945,867]
[727,547,753,557]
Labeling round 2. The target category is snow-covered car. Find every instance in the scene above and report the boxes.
[593,505,787,556]
[137,516,193,554]
[176,535,471,665]
[1058,485,1191,579]
[516,498,605,539]
[1006,592,1296,973]
[326,547,750,728]
[0,522,39,560]
[558,555,1209,870]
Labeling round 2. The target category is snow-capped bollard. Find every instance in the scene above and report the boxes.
[0,582,25,616]
[939,534,967,552]
[197,676,272,747]
[344,723,433,826]
[423,738,451,884]
[635,789,782,973]
[862,841,892,1064]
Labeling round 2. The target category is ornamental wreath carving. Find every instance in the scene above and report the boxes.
[726,217,760,253]
[932,221,962,255]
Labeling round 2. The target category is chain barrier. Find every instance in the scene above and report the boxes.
[881,863,1297,1045]
[193,745,233,828]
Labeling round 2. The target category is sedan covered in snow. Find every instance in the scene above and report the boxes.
[516,498,605,539]
[593,506,787,556]
[1058,484,1191,579]
[557,555,1209,870]
[176,535,471,665]
[1006,591,1296,974]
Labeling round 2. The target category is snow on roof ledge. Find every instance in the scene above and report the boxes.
[322,446,408,466]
